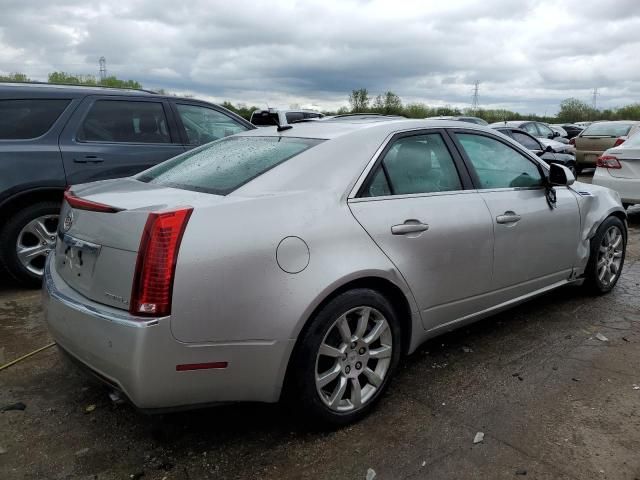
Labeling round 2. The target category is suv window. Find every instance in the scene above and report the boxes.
[361,133,462,197]
[137,136,323,195]
[0,99,70,139]
[78,100,170,143]
[456,133,543,189]
[285,112,305,123]
[511,131,541,150]
[176,104,246,145]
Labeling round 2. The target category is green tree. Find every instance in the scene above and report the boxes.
[557,98,596,123]
[48,71,141,89]
[0,72,31,82]
[349,88,370,112]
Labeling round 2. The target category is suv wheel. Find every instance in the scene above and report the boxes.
[0,201,60,287]
[584,216,626,294]
[287,288,401,428]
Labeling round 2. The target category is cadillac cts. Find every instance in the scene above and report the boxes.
[43,120,627,426]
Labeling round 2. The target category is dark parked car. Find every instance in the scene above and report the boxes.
[492,126,578,176]
[0,83,254,286]
[557,124,584,139]
[489,120,562,140]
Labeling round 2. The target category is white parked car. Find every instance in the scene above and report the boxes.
[593,131,640,209]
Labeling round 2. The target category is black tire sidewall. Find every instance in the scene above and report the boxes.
[288,288,402,428]
[585,216,626,294]
[0,201,61,287]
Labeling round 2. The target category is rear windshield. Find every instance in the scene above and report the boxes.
[582,123,634,137]
[137,136,323,195]
[0,99,71,139]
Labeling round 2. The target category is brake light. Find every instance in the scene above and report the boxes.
[569,138,576,146]
[596,155,622,169]
[612,137,626,147]
[64,190,122,213]
[130,208,193,317]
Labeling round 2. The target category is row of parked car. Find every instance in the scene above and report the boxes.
[1,83,638,288]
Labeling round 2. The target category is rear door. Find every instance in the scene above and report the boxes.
[59,95,185,185]
[450,130,580,299]
[348,130,495,331]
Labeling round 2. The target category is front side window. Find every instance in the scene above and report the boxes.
[137,136,323,195]
[361,133,462,197]
[78,100,170,143]
[537,123,554,138]
[285,112,304,123]
[456,133,544,189]
[176,104,247,145]
[512,131,541,150]
[0,99,70,139]
[521,123,539,136]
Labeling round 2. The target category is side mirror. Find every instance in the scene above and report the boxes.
[549,163,575,186]
[552,131,560,138]
[545,145,554,153]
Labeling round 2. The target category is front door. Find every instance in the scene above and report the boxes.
[349,131,495,331]
[59,96,185,185]
[451,131,580,300]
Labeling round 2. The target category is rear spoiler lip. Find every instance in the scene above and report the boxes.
[64,190,124,213]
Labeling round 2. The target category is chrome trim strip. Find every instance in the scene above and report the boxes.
[44,257,162,328]
[62,234,101,252]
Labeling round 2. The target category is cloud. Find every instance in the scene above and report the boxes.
[1,0,639,114]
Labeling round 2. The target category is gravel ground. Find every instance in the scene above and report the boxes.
[1,184,639,479]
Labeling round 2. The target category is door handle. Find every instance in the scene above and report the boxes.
[496,211,522,224]
[74,156,104,164]
[391,220,430,235]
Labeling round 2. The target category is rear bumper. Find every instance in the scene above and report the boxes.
[592,169,640,204]
[43,255,294,410]
[576,150,602,166]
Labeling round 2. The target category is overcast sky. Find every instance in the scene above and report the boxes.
[1,0,639,114]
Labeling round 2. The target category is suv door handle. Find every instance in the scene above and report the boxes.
[496,211,522,224]
[391,220,429,235]
[74,156,104,164]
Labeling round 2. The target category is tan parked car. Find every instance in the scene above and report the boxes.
[574,121,640,172]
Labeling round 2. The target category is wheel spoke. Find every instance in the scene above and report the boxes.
[363,367,383,387]
[364,320,387,345]
[610,263,619,274]
[598,264,607,281]
[328,376,348,409]
[613,251,623,259]
[316,363,341,388]
[611,235,622,249]
[369,344,392,360]
[354,307,370,339]
[319,343,344,358]
[350,378,362,408]
[597,257,607,269]
[337,315,352,343]
[17,245,48,263]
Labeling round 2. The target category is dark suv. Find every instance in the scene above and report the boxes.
[0,83,254,286]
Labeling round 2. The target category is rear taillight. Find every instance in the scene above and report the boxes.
[130,208,193,317]
[64,190,122,213]
[596,155,622,169]
[613,137,626,147]
[569,137,576,146]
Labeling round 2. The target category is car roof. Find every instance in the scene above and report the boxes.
[235,118,489,140]
[489,120,533,127]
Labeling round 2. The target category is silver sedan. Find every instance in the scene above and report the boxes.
[43,120,627,426]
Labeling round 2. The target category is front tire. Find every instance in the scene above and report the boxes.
[286,288,402,428]
[583,216,626,294]
[0,201,60,287]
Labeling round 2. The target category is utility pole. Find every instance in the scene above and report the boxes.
[592,87,599,110]
[471,81,480,112]
[99,57,107,82]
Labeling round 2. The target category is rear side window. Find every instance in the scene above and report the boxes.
[285,112,304,123]
[361,133,462,197]
[582,123,633,137]
[78,100,170,143]
[0,99,70,139]
[137,136,323,195]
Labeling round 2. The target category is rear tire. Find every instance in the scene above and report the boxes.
[0,201,60,287]
[583,216,626,295]
[575,164,583,176]
[567,162,577,177]
[285,288,402,428]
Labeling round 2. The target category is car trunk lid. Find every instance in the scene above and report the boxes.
[607,148,640,179]
[55,178,221,310]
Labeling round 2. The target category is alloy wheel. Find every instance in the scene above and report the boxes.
[16,214,59,276]
[596,225,623,286]
[315,306,393,412]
